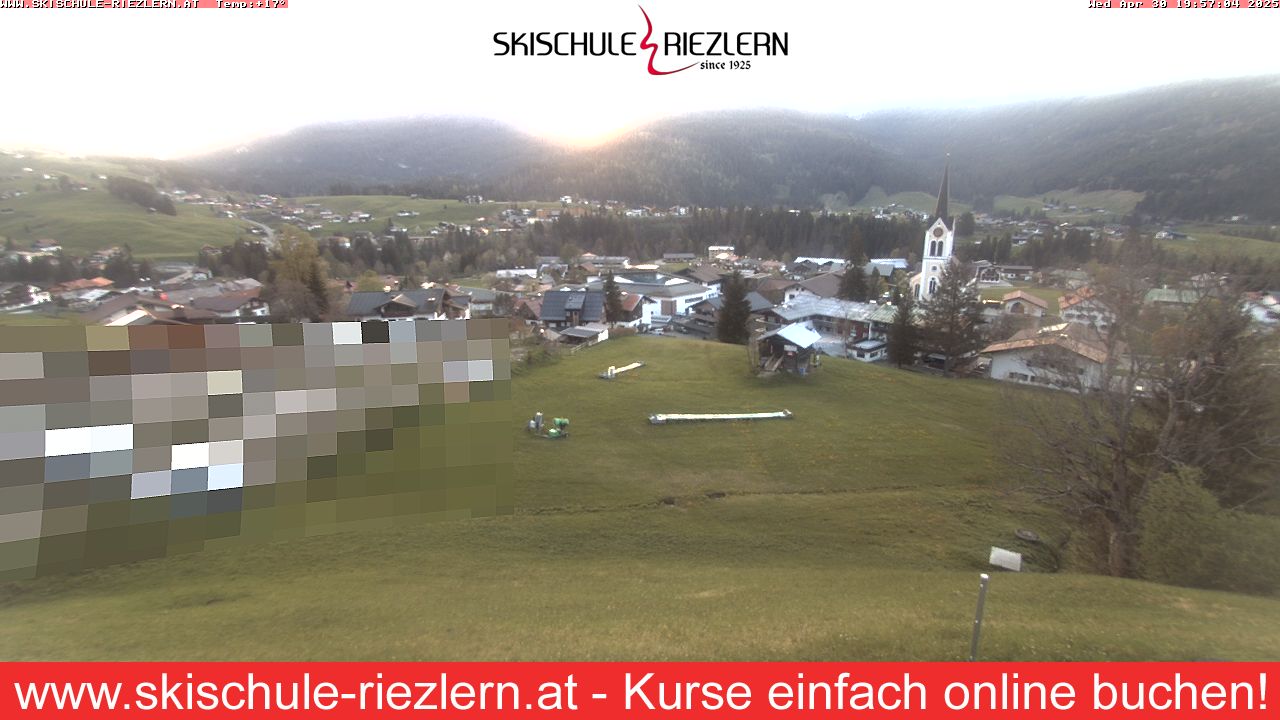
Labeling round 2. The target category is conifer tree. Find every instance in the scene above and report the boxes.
[717,270,752,345]
[838,256,869,301]
[887,290,918,367]
[919,262,983,375]
[603,271,624,325]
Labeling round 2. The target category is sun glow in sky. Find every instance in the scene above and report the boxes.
[5,0,1280,158]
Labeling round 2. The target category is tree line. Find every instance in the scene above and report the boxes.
[0,242,153,288]
[193,209,928,284]
[106,177,177,216]
[1005,262,1280,592]
[959,225,1280,290]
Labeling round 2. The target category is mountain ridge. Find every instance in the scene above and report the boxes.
[185,76,1280,220]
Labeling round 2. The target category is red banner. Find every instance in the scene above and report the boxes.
[1,663,1274,719]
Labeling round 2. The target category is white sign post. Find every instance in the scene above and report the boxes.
[989,546,1023,572]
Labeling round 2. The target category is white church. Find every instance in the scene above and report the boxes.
[909,162,955,302]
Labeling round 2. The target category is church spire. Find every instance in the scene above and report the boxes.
[933,157,950,227]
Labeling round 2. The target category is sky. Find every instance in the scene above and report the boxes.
[4,0,1279,159]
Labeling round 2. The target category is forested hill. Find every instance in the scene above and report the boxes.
[858,76,1280,220]
[190,117,560,198]
[489,111,918,210]
[187,76,1280,220]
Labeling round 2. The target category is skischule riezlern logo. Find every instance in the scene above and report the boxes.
[492,5,788,75]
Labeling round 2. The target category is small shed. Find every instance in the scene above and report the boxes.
[558,322,609,347]
[757,322,821,374]
[852,339,887,362]
[1002,290,1049,318]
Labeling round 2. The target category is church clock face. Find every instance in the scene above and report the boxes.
[932,227,944,238]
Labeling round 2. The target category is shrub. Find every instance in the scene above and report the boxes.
[1224,512,1280,595]
[1138,468,1228,589]
[1139,467,1280,595]
[511,341,559,376]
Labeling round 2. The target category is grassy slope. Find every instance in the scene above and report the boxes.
[291,196,563,237]
[1,337,1277,660]
[0,153,243,259]
[854,187,1142,222]
[994,190,1144,218]
[1162,225,1280,261]
[855,187,972,216]
[0,190,244,259]
[0,156,568,260]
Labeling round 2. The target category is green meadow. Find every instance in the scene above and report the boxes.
[993,190,1144,219]
[1,337,1277,661]
[854,187,972,216]
[854,186,1142,222]
[0,152,243,259]
[1161,225,1280,262]
[0,153,569,259]
[290,196,564,237]
[0,189,245,259]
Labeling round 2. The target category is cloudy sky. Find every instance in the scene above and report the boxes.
[5,0,1278,158]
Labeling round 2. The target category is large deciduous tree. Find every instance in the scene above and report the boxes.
[1007,266,1280,578]
[267,226,332,321]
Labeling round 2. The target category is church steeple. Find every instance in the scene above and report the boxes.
[914,155,956,302]
[933,158,950,227]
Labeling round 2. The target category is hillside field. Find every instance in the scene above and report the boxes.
[853,186,1142,222]
[854,187,972,216]
[0,153,570,259]
[0,190,246,259]
[0,153,244,258]
[290,196,565,237]
[1,337,1277,660]
[993,190,1144,219]
[1162,225,1280,261]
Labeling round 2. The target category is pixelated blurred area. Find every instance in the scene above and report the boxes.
[0,320,513,581]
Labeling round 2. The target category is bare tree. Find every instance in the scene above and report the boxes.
[1006,267,1280,577]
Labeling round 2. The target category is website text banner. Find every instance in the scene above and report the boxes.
[3,662,1274,719]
